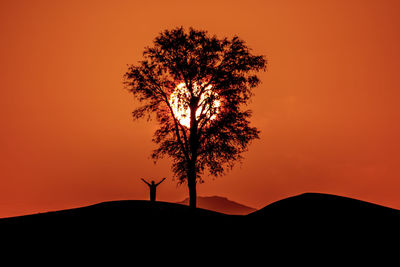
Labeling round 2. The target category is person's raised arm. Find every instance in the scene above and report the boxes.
[141,178,150,186]
[156,177,166,186]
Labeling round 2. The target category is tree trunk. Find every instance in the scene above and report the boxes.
[188,97,199,209]
[188,169,197,208]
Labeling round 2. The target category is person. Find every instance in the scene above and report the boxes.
[141,177,166,202]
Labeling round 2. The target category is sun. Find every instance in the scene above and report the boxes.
[169,82,221,128]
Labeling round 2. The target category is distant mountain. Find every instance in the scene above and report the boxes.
[177,196,256,215]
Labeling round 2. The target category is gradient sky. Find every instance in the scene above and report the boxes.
[1,0,399,217]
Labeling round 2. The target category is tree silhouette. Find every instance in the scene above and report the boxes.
[124,27,266,208]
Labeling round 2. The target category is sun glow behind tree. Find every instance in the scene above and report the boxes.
[169,82,221,128]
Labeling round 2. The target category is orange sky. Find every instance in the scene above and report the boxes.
[1,0,400,217]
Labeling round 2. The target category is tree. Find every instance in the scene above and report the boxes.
[124,27,266,208]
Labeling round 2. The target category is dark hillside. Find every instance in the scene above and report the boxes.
[0,200,226,225]
[1,193,399,244]
[250,192,400,219]
[247,193,400,237]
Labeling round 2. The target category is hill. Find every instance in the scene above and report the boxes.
[1,194,398,261]
[176,196,256,215]
[248,192,400,234]
[0,200,226,226]
[1,193,399,243]
[250,192,399,218]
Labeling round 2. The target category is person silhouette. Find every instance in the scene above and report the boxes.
[141,178,166,202]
